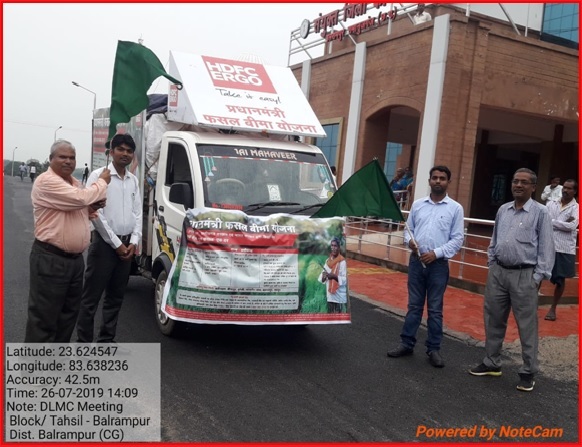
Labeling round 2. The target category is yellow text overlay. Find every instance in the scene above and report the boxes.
[415,425,563,440]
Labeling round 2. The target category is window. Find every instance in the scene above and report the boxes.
[165,143,194,207]
[197,144,335,213]
[384,142,403,180]
[491,174,506,206]
[541,4,578,48]
[165,143,192,186]
[315,123,339,167]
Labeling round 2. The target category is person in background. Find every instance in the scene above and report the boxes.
[390,168,405,190]
[540,175,562,204]
[77,133,142,344]
[394,167,414,209]
[402,167,414,188]
[404,169,415,208]
[469,168,554,392]
[82,163,90,184]
[318,166,334,199]
[413,3,432,24]
[393,167,413,191]
[390,167,407,208]
[29,164,37,183]
[544,179,578,321]
[387,165,464,368]
[19,162,27,181]
[330,166,337,185]
[318,237,348,313]
[25,140,110,342]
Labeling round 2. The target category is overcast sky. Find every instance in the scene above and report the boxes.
[3,3,343,167]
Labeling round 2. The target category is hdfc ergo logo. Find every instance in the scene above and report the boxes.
[202,56,276,94]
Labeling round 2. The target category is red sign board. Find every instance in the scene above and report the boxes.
[202,55,276,94]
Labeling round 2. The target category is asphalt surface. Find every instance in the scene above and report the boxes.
[3,176,579,442]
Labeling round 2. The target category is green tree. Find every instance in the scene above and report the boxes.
[40,159,50,174]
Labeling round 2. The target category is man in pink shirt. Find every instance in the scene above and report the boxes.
[25,140,111,342]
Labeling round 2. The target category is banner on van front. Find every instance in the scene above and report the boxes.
[166,52,326,138]
[161,208,350,325]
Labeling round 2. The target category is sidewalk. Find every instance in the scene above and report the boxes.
[347,259,579,343]
[346,226,579,301]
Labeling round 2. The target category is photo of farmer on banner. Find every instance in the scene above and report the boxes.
[318,236,348,313]
[161,209,351,325]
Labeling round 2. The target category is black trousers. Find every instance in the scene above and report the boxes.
[76,232,132,343]
[25,242,85,342]
[327,302,345,313]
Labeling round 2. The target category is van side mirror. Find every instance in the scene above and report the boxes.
[169,183,194,210]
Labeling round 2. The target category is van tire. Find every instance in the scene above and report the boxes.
[129,258,139,276]
[154,269,178,336]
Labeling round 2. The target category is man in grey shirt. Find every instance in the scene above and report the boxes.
[469,168,554,392]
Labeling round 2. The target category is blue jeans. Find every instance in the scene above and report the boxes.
[400,256,449,352]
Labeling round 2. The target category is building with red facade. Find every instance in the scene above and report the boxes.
[290,3,578,220]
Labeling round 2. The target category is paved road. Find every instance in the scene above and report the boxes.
[3,177,578,442]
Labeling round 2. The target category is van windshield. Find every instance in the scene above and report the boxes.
[198,144,336,215]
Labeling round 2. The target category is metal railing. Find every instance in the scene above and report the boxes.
[345,216,579,284]
[392,189,411,210]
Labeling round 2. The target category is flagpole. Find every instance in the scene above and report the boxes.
[403,220,426,269]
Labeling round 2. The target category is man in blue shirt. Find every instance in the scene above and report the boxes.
[387,165,464,367]
[390,168,405,190]
[470,168,554,392]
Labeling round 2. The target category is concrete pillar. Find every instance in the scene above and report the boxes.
[341,42,367,183]
[413,14,451,201]
[299,59,312,143]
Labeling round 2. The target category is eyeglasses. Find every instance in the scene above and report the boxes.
[511,179,535,185]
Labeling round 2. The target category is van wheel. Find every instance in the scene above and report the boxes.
[154,270,178,336]
[129,258,139,276]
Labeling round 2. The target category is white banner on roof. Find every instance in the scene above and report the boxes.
[167,51,326,138]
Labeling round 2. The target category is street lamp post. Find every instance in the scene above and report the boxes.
[72,81,97,170]
[72,81,97,111]
[11,146,18,177]
[54,125,62,142]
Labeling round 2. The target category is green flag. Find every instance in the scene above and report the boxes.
[108,40,182,141]
[313,159,405,221]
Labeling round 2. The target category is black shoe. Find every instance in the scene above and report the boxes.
[387,344,413,358]
[427,351,444,368]
[469,363,502,377]
[516,373,535,392]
